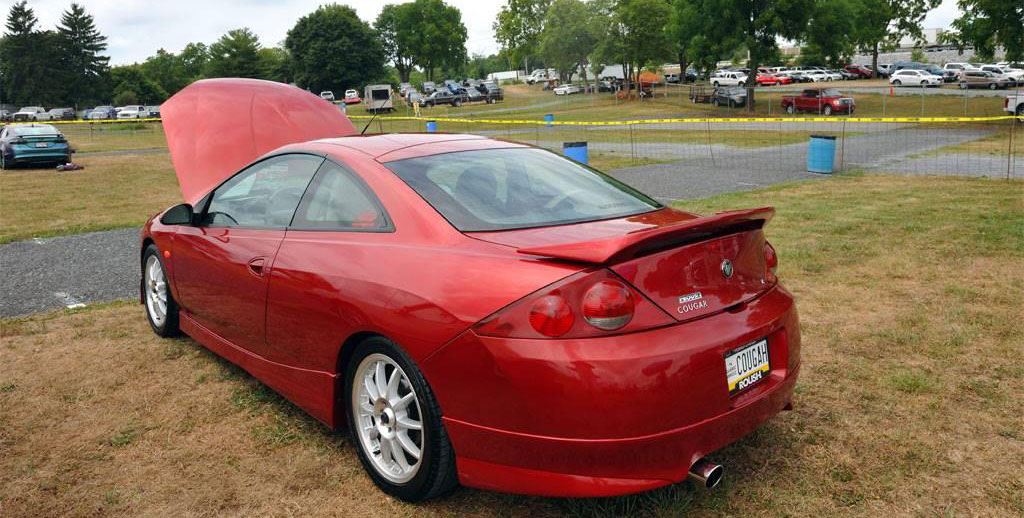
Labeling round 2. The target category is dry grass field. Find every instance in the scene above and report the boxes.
[2,174,1022,517]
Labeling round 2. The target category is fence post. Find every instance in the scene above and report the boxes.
[1009,115,1016,180]
[629,123,635,161]
[882,90,887,117]
[920,84,925,117]
[840,119,847,172]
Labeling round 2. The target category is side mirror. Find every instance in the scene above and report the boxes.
[160,203,194,225]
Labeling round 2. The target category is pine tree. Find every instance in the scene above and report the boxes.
[0,1,40,104]
[57,3,110,106]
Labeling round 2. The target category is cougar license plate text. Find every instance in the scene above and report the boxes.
[725,339,769,395]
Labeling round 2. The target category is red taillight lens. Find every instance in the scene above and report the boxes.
[528,295,574,337]
[764,241,778,281]
[582,280,634,330]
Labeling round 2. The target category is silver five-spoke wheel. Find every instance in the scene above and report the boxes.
[144,254,167,327]
[352,353,424,484]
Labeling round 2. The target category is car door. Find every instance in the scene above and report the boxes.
[265,158,394,371]
[172,153,324,356]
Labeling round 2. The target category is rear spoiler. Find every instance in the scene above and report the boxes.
[517,207,774,264]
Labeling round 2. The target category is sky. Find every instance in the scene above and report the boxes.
[15,0,964,66]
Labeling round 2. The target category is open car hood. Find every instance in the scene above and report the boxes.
[162,78,357,204]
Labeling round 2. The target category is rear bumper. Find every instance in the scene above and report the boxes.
[9,144,70,163]
[424,284,800,497]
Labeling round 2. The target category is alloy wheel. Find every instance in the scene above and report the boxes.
[352,353,425,485]
[144,255,167,327]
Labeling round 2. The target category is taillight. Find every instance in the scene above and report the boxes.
[764,241,778,282]
[582,280,634,330]
[475,269,672,339]
[529,295,574,337]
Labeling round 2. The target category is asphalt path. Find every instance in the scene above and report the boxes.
[0,126,1017,318]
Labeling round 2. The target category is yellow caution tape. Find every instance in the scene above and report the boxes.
[347,115,1017,125]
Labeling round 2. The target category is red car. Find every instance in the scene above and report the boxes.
[843,64,873,79]
[755,73,791,86]
[781,88,856,115]
[143,79,801,501]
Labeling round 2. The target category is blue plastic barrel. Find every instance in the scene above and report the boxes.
[426,120,437,133]
[544,113,554,127]
[563,142,588,165]
[807,135,837,173]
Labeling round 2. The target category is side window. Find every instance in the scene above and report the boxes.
[203,154,323,228]
[291,160,390,231]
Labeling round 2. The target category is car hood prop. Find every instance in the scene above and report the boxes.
[162,78,357,204]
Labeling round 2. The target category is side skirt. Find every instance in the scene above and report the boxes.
[181,311,340,428]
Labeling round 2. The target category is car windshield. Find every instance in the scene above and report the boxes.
[386,148,661,232]
[12,125,59,136]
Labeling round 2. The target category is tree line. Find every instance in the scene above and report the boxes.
[0,1,480,108]
[496,0,1022,107]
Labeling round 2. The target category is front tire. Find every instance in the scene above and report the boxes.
[142,244,180,337]
[786,104,795,115]
[893,80,902,86]
[988,83,997,90]
[823,105,832,115]
[345,337,457,502]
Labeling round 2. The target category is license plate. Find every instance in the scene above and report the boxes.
[725,339,769,395]
[33,142,49,148]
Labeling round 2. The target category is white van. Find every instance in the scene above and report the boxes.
[364,84,394,113]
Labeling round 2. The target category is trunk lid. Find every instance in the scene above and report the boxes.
[472,206,775,321]
[162,78,357,204]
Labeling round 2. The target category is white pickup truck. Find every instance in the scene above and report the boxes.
[1006,92,1023,121]
[711,71,748,87]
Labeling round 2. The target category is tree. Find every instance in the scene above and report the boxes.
[141,49,188,96]
[616,0,672,83]
[0,1,47,105]
[404,0,467,81]
[56,3,109,106]
[286,4,386,94]
[803,0,858,67]
[853,0,940,78]
[258,47,293,83]
[110,65,168,104]
[945,0,1023,62]
[711,0,813,110]
[375,3,416,82]
[494,0,551,73]
[206,28,263,78]
[539,0,599,85]
[179,42,210,80]
[668,0,735,79]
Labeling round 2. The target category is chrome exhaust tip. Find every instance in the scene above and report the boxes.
[687,458,724,489]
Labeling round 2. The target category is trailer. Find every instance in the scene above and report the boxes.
[364,84,394,113]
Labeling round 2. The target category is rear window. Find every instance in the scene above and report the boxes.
[12,125,60,136]
[385,148,661,232]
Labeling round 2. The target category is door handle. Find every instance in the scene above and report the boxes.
[247,257,266,278]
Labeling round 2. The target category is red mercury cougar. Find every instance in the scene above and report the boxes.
[141,79,801,501]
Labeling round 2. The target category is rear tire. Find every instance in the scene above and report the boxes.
[345,336,458,502]
[959,82,967,89]
[988,83,997,90]
[142,244,180,337]
[786,104,795,115]
[893,80,902,86]
[823,105,832,115]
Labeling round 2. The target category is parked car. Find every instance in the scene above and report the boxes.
[320,91,336,102]
[344,89,362,105]
[477,81,503,103]
[406,91,424,106]
[755,73,791,86]
[889,69,941,87]
[525,68,555,84]
[0,110,10,122]
[843,65,873,79]
[443,80,465,96]
[781,88,855,115]
[145,78,801,501]
[12,106,53,122]
[779,71,813,83]
[958,70,1012,90]
[419,89,462,107]
[146,105,162,119]
[711,86,746,107]
[398,83,413,96]
[980,65,1023,85]
[88,106,115,120]
[422,81,437,94]
[48,107,76,121]
[553,83,583,95]
[873,64,893,77]
[0,123,70,169]
[117,105,149,119]
[944,62,979,73]
[1005,92,1023,122]
[920,64,956,82]
[711,71,747,87]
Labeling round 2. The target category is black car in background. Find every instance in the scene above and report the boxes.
[419,89,462,107]
[711,86,747,107]
[477,82,504,102]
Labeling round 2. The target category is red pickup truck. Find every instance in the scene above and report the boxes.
[781,88,856,115]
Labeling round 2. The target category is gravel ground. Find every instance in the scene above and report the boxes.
[0,228,139,317]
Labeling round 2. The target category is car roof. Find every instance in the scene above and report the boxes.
[302,133,528,163]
